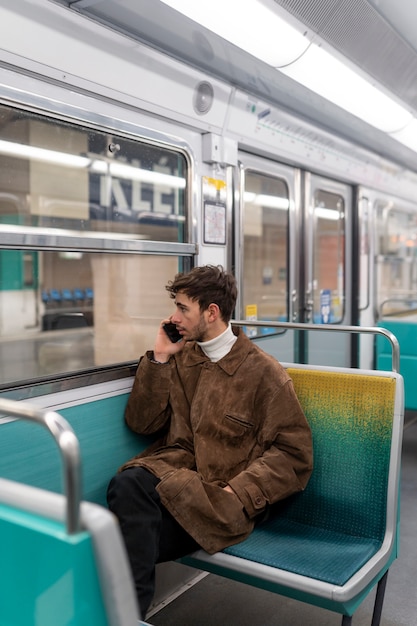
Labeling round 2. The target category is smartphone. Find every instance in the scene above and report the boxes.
[163,322,183,343]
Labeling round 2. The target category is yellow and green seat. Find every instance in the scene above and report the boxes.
[181,365,404,626]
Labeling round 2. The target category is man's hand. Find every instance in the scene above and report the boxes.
[223,485,234,494]
[153,318,184,363]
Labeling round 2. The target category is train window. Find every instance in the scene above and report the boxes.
[242,170,289,328]
[312,190,345,323]
[0,251,187,385]
[0,103,194,387]
[376,203,417,316]
[0,103,187,242]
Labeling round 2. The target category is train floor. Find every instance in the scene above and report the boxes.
[147,410,417,626]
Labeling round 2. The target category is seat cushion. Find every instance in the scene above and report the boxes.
[224,517,381,586]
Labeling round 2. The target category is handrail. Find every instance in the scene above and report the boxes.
[231,320,400,373]
[378,297,417,318]
[0,398,81,534]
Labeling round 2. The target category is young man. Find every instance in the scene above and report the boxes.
[107,265,313,618]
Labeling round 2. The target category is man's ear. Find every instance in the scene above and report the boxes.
[207,302,220,321]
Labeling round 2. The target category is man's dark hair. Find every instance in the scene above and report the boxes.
[166,265,237,323]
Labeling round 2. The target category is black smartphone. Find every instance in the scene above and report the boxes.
[163,322,182,343]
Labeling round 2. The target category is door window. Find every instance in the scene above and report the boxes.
[242,169,289,332]
[312,189,345,323]
[376,203,417,316]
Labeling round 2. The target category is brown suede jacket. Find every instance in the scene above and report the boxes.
[121,327,313,553]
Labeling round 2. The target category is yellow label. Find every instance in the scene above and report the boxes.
[203,176,227,191]
[245,304,258,320]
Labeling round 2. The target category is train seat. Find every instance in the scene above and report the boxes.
[181,365,404,626]
[50,288,62,304]
[73,287,85,302]
[41,290,50,304]
[0,478,142,626]
[377,318,417,410]
[0,391,148,626]
[61,288,74,303]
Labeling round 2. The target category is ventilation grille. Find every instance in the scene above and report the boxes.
[274,0,417,110]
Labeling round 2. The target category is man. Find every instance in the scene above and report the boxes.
[107,265,313,618]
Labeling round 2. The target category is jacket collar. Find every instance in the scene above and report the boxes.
[182,327,252,375]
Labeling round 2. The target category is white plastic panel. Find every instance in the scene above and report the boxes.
[226,89,417,198]
[0,0,231,133]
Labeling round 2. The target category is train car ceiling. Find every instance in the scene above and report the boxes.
[50,0,417,174]
[275,0,417,113]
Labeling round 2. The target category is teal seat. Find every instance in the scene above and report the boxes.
[0,390,147,508]
[223,518,381,586]
[0,397,145,626]
[182,365,404,625]
[377,318,417,409]
[0,479,141,626]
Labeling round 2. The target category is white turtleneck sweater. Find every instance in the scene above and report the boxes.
[197,324,237,362]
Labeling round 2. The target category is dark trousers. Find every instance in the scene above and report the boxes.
[107,467,199,619]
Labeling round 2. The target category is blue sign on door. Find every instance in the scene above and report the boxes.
[320,289,331,323]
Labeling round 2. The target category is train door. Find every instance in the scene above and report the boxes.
[235,156,353,366]
[234,152,301,362]
[358,189,417,371]
[358,189,417,408]
[373,198,417,317]
[302,173,353,366]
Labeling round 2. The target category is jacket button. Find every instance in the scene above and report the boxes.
[255,496,263,506]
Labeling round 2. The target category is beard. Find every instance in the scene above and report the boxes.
[187,313,209,342]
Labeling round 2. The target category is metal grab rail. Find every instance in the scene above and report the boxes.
[378,297,417,318]
[0,398,81,534]
[231,320,400,373]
